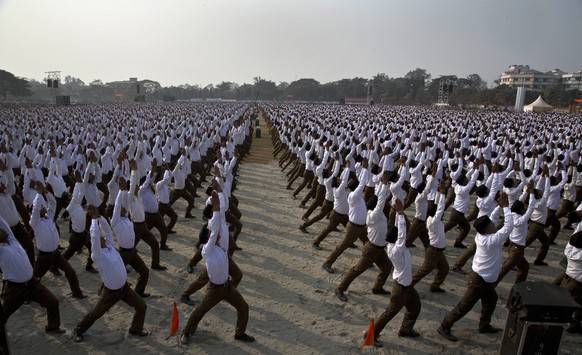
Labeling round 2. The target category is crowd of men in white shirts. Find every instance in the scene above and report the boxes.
[0,100,581,349]
[0,102,254,344]
[266,103,582,346]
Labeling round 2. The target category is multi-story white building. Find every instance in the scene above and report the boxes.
[499,65,568,91]
[562,71,582,91]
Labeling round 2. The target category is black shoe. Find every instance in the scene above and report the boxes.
[452,267,466,275]
[534,260,548,266]
[137,292,151,298]
[335,288,348,302]
[331,228,341,232]
[152,264,167,271]
[167,229,177,234]
[437,326,457,342]
[180,294,196,306]
[373,340,383,348]
[299,226,309,234]
[430,286,446,293]
[372,288,390,295]
[454,242,467,249]
[398,329,420,338]
[160,244,173,251]
[45,326,66,334]
[478,324,500,334]
[185,213,196,219]
[234,333,255,342]
[563,225,574,230]
[301,216,308,221]
[312,243,322,250]
[85,265,98,274]
[49,266,62,276]
[180,333,191,345]
[410,243,417,248]
[322,263,334,274]
[299,203,306,209]
[186,265,194,274]
[73,331,84,342]
[72,293,87,299]
[233,245,243,251]
[566,323,582,334]
[129,329,149,337]
[348,243,358,249]
[24,298,32,305]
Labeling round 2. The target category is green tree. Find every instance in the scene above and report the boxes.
[0,69,33,100]
[286,79,321,101]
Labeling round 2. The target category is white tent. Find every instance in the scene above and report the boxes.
[524,95,554,113]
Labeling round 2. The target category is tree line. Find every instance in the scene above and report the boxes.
[1,68,580,107]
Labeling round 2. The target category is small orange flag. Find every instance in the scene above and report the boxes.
[170,301,179,336]
[359,319,375,349]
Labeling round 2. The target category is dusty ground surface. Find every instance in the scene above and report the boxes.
[5,114,582,354]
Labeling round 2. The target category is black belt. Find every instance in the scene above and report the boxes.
[428,245,445,252]
[210,281,228,287]
[133,221,146,225]
[38,250,59,255]
[414,217,426,223]
[349,221,365,227]
[395,281,412,289]
[510,242,525,250]
[119,247,136,251]
[6,278,37,287]
[369,243,385,250]
[145,211,158,215]
[530,221,545,226]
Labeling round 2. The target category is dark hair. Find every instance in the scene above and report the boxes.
[473,215,492,234]
[331,177,340,188]
[476,185,488,198]
[503,178,514,188]
[202,204,213,220]
[198,223,209,245]
[366,195,378,210]
[205,186,213,197]
[568,211,582,224]
[416,181,427,194]
[386,226,398,243]
[427,203,438,218]
[511,200,525,214]
[347,179,359,191]
[570,231,582,248]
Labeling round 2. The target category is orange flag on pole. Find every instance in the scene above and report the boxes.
[359,319,375,349]
[170,301,179,336]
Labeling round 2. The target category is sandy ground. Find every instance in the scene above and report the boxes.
[5,115,582,354]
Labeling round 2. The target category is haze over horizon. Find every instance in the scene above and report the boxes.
[1,0,581,87]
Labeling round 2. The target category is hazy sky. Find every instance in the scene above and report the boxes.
[1,0,581,87]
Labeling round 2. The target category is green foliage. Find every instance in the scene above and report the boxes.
[0,69,33,99]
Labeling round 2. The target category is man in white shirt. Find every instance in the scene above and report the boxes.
[438,192,514,342]
[180,191,254,345]
[335,175,392,301]
[411,181,449,293]
[370,199,421,348]
[0,216,64,334]
[30,183,86,299]
[62,170,96,273]
[322,160,370,273]
[444,163,479,249]
[312,165,350,249]
[73,206,149,342]
[496,182,535,285]
[559,231,582,334]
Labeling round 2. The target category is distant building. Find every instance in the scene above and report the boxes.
[499,65,581,91]
[106,77,139,101]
